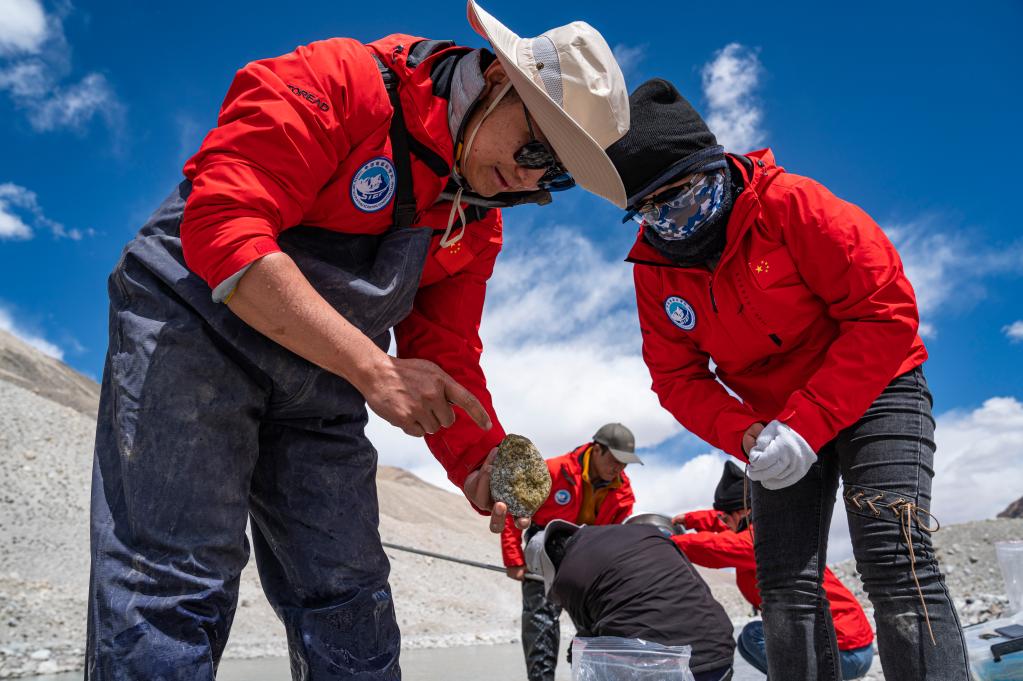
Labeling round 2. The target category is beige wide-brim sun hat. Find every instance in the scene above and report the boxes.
[467,0,630,208]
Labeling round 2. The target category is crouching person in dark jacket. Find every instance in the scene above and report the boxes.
[526,520,735,681]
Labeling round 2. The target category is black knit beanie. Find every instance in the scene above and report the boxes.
[713,461,750,513]
[606,78,726,211]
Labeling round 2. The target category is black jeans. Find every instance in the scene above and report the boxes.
[751,367,971,680]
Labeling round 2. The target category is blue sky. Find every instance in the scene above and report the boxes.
[1,1,1021,546]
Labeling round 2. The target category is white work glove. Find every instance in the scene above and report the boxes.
[747,420,816,490]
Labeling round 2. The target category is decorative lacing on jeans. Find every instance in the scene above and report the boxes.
[844,488,941,645]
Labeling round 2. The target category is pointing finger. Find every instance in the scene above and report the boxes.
[444,378,492,430]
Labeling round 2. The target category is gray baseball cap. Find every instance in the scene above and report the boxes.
[592,422,643,465]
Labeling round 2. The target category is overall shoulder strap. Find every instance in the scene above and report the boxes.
[371,54,417,229]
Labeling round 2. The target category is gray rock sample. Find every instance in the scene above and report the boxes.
[490,434,551,518]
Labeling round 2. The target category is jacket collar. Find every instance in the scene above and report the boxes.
[625,149,781,269]
[365,35,471,178]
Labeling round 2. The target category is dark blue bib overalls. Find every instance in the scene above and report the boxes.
[86,68,431,680]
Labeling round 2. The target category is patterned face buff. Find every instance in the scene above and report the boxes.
[631,170,727,241]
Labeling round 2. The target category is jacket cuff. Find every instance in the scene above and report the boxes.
[212,262,255,303]
[776,396,834,454]
[444,430,504,515]
[683,510,723,532]
[184,224,281,293]
[719,411,763,463]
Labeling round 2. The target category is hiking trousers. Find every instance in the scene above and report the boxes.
[521,576,563,681]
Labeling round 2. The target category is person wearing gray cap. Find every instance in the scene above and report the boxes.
[500,423,642,681]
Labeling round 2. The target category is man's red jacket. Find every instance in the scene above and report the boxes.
[179,34,507,487]
[675,510,874,651]
[631,150,926,460]
[500,444,635,567]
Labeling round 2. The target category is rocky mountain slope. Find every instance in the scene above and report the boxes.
[0,330,98,418]
[999,495,1023,519]
[0,330,527,677]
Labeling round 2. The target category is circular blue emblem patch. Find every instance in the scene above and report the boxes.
[664,296,697,331]
[350,157,396,212]
[554,489,572,505]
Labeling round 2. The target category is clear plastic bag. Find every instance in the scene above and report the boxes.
[571,637,696,681]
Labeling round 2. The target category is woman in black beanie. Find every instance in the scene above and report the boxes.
[607,79,969,681]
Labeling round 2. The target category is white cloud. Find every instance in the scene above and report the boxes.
[0,182,83,239]
[0,197,33,239]
[0,0,49,56]
[0,1,125,136]
[629,451,729,518]
[358,220,1023,569]
[26,70,121,133]
[931,397,1023,524]
[885,221,1023,338]
[701,43,765,153]
[1004,321,1023,343]
[612,43,647,84]
[0,305,64,360]
[479,228,682,454]
[367,225,681,491]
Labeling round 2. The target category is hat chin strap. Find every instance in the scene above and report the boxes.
[443,81,514,248]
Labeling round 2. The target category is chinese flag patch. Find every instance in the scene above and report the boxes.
[434,239,475,276]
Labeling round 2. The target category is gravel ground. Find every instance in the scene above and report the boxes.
[2,330,1021,680]
[0,377,528,677]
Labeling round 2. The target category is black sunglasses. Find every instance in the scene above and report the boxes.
[515,103,575,192]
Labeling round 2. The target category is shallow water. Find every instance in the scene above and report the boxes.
[30,641,766,680]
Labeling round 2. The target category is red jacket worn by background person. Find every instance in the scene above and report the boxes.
[179,34,506,488]
[675,510,874,651]
[500,445,635,567]
[631,150,927,460]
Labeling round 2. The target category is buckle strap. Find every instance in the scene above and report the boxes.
[371,53,417,229]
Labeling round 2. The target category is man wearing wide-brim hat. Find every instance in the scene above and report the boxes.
[501,423,642,681]
[86,2,630,678]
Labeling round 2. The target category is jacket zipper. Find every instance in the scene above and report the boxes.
[562,467,577,489]
[708,278,718,313]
